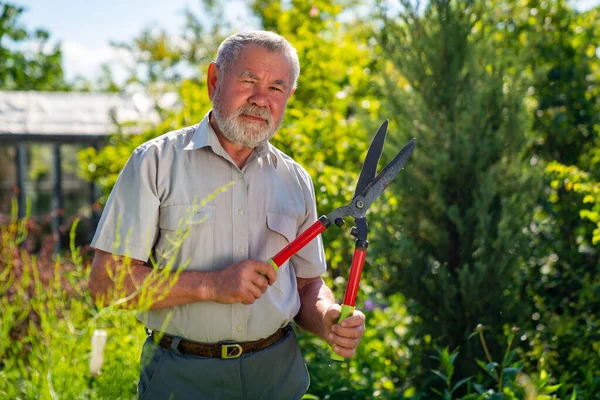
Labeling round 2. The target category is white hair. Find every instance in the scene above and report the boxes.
[215,30,300,89]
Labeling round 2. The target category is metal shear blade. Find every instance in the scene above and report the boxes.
[328,122,416,226]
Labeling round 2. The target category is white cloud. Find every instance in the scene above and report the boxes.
[61,40,133,84]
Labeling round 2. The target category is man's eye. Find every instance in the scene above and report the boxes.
[271,87,283,92]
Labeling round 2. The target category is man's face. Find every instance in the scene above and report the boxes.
[210,44,295,148]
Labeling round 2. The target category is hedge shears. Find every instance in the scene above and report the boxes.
[267,120,416,361]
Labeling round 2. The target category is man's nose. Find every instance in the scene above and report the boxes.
[248,85,269,107]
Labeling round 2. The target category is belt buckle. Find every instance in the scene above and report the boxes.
[221,343,243,359]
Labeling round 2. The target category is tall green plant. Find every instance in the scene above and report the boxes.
[375,0,537,386]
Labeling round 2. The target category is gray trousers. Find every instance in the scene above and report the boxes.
[138,328,310,400]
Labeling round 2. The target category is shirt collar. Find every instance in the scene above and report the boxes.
[184,111,272,161]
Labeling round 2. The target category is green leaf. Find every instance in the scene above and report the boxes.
[486,362,500,371]
[431,369,448,382]
[452,376,472,392]
[540,384,562,394]
[476,359,499,380]
[403,387,417,398]
[569,390,577,400]
[583,195,595,204]
[504,350,517,365]
[450,349,459,364]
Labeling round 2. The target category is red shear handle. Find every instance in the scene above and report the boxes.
[331,244,368,362]
[268,217,330,268]
[342,246,367,306]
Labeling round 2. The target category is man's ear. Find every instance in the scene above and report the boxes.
[207,62,219,100]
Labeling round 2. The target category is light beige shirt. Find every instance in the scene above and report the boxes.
[91,112,327,342]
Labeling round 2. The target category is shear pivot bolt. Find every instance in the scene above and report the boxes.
[356,201,365,209]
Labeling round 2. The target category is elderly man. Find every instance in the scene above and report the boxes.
[89,31,366,399]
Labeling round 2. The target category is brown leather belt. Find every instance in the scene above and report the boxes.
[151,324,292,359]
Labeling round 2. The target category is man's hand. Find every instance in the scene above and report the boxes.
[208,260,277,305]
[324,304,366,358]
[295,277,366,358]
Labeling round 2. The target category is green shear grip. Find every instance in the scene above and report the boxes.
[337,304,355,323]
[330,304,355,362]
[267,258,279,271]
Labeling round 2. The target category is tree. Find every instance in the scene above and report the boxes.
[375,0,538,388]
[0,1,68,90]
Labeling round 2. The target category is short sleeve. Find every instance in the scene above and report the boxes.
[91,146,160,262]
[291,166,327,278]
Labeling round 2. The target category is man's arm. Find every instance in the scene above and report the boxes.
[89,249,277,309]
[295,276,365,358]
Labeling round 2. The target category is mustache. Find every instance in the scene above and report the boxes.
[236,104,272,125]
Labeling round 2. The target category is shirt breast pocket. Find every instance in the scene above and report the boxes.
[155,205,215,269]
[266,212,298,294]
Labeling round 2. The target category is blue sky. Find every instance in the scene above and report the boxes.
[15,0,600,83]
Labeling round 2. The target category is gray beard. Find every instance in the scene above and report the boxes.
[212,89,280,148]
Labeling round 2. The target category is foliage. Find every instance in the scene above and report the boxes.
[0,1,68,90]
[514,0,599,166]
[374,0,538,387]
[427,326,569,400]
[429,346,471,399]
[523,161,600,398]
[505,2,600,396]
[0,199,199,399]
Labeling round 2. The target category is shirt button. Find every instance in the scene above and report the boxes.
[237,173,243,179]
[238,246,245,253]
[236,325,242,332]
[238,209,244,216]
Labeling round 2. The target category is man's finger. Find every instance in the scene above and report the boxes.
[246,284,263,301]
[329,333,361,349]
[252,274,269,293]
[335,313,365,328]
[255,262,277,285]
[326,304,342,322]
[332,324,365,339]
[242,293,256,305]
[331,344,357,359]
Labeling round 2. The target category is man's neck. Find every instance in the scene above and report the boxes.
[209,113,254,169]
